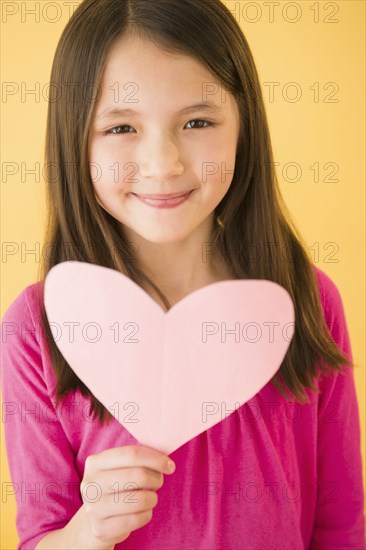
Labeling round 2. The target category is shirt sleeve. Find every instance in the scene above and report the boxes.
[309,270,366,548]
[0,286,83,550]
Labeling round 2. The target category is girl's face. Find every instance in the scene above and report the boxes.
[89,32,240,244]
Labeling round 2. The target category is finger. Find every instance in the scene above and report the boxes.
[83,466,164,494]
[87,489,159,519]
[86,445,175,475]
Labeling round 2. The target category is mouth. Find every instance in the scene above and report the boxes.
[130,189,195,209]
[131,190,195,199]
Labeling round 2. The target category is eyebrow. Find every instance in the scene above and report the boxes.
[96,101,223,120]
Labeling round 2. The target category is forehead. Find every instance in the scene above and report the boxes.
[104,32,216,82]
[96,32,229,112]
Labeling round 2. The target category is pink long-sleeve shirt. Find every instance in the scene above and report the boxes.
[1,266,365,549]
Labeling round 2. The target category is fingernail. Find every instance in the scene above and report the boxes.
[166,459,176,473]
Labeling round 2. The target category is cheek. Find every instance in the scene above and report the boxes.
[89,142,130,192]
[197,135,237,189]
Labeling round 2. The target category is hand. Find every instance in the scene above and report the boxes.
[78,445,176,549]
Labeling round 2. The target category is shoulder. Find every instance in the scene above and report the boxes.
[310,266,353,383]
[311,265,348,342]
[312,265,344,314]
[1,281,45,376]
[1,281,44,328]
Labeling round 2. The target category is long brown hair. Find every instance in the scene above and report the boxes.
[37,0,354,424]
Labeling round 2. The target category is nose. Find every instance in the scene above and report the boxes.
[137,133,184,182]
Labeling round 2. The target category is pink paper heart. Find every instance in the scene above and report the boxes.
[44,261,295,455]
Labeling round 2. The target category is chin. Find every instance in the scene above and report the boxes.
[140,228,191,244]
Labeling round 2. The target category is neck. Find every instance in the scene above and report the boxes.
[119,215,231,303]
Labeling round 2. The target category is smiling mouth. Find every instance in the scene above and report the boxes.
[130,189,195,208]
[131,190,195,199]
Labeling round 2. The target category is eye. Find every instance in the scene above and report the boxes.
[106,125,135,135]
[105,119,216,135]
[184,119,216,130]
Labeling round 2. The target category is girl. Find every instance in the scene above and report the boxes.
[1,0,365,548]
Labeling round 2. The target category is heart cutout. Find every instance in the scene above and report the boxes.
[44,261,295,455]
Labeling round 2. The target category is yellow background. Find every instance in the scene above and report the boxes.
[1,1,365,547]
